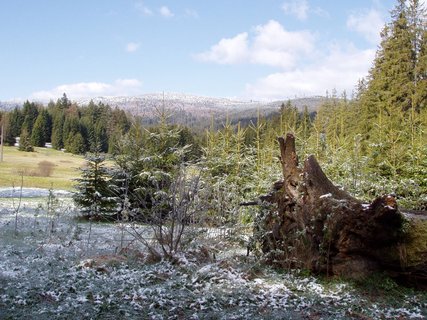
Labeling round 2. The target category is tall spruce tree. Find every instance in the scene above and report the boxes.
[354,0,426,175]
[63,115,83,153]
[385,0,416,113]
[7,107,23,140]
[21,101,39,135]
[73,152,117,218]
[415,28,427,111]
[57,93,71,110]
[31,110,51,147]
[18,127,34,152]
[362,0,426,115]
[51,112,65,149]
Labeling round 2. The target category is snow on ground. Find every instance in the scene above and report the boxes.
[0,187,72,198]
[0,195,426,319]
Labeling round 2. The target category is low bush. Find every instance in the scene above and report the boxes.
[37,160,55,177]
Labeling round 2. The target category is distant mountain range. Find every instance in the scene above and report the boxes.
[0,100,21,111]
[0,93,327,129]
[76,93,326,128]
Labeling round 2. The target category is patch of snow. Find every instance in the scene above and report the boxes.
[362,203,370,209]
[0,200,426,319]
[0,188,72,198]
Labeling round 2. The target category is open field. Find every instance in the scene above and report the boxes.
[0,146,86,191]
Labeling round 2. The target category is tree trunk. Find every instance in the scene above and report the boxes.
[256,133,427,288]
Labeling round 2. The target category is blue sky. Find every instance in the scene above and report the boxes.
[0,0,417,102]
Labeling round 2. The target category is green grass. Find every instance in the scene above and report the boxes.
[0,146,86,190]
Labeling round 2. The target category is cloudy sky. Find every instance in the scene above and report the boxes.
[0,0,418,102]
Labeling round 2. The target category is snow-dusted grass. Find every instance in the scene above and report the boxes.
[0,195,426,319]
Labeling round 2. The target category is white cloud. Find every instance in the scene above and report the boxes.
[195,20,315,69]
[196,18,380,100]
[347,8,384,44]
[126,42,140,53]
[135,1,153,16]
[30,79,143,101]
[195,32,249,64]
[185,8,199,19]
[282,0,309,21]
[159,6,174,18]
[251,20,314,68]
[114,79,142,88]
[245,44,376,100]
[136,3,196,19]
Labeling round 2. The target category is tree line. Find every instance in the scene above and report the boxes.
[1,93,132,154]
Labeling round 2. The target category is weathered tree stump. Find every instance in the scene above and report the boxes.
[255,133,427,288]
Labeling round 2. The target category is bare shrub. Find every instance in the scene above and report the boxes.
[11,162,56,177]
[129,167,208,260]
[37,160,55,177]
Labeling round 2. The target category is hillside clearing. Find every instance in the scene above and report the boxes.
[0,146,86,190]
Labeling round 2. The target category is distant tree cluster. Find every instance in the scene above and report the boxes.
[3,93,131,154]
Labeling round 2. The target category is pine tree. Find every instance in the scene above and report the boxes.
[57,93,71,110]
[42,109,52,142]
[111,123,148,220]
[21,101,39,135]
[7,107,24,139]
[66,132,86,154]
[352,0,426,178]
[73,153,117,219]
[18,127,34,152]
[1,114,16,146]
[31,110,50,147]
[385,0,416,113]
[415,28,427,111]
[111,111,191,221]
[63,115,86,154]
[280,100,298,134]
[4,126,16,146]
[107,129,121,154]
[94,122,108,152]
[51,112,65,149]
[110,107,131,133]
[298,105,312,156]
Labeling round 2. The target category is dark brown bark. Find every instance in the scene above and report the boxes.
[257,133,427,288]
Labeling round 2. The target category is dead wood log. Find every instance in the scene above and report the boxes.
[256,133,427,288]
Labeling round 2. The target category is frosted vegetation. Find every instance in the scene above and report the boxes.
[0,1,426,318]
[0,193,426,319]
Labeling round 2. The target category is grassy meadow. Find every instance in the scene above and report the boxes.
[0,146,86,190]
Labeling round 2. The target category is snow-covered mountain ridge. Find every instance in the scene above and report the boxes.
[0,93,326,128]
[77,93,260,108]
